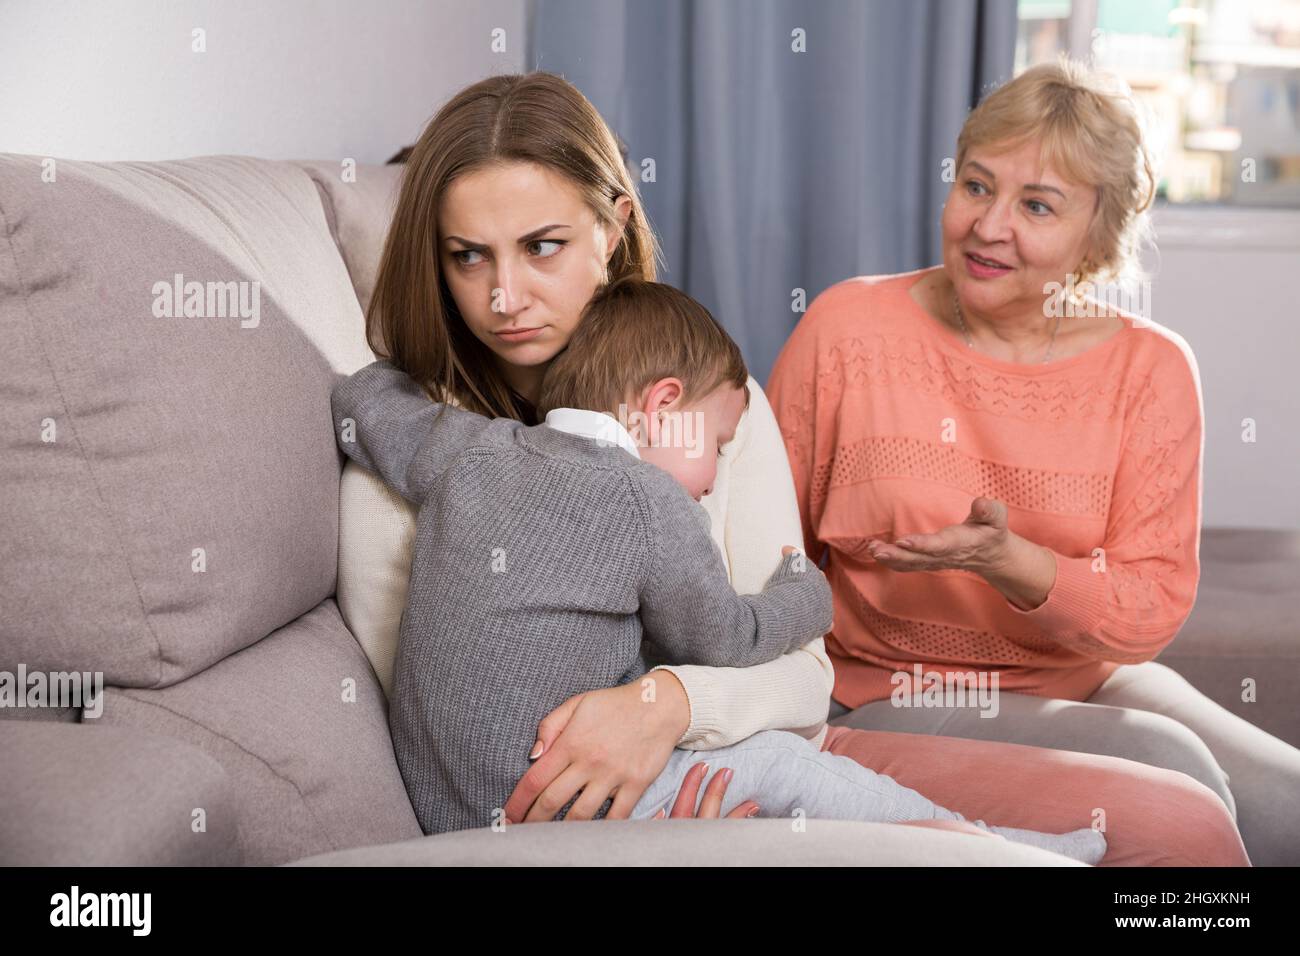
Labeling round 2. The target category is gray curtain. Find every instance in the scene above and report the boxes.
[528,0,1017,384]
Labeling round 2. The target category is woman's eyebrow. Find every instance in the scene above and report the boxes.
[517,223,570,243]
[965,161,1067,200]
[444,223,571,248]
[1024,183,1067,199]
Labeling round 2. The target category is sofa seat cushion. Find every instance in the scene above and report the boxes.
[286,817,1084,866]
[0,720,242,865]
[98,598,421,866]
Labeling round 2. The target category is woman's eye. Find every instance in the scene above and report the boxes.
[964,179,987,197]
[452,249,484,267]
[527,239,565,258]
[1026,199,1053,216]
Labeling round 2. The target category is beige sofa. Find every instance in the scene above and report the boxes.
[1,153,1292,867]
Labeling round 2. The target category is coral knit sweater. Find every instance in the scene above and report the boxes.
[765,269,1205,708]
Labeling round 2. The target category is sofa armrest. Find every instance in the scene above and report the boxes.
[284,818,1085,867]
[0,721,243,865]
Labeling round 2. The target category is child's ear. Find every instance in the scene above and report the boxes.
[646,377,685,414]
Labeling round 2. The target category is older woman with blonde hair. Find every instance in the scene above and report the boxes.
[341,68,1252,865]
[766,58,1300,865]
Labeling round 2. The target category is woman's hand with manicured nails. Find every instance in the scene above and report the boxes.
[651,761,760,819]
[503,671,692,823]
[503,551,804,824]
[869,495,1059,613]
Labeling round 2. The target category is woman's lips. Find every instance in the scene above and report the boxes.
[495,326,544,342]
[964,252,1013,279]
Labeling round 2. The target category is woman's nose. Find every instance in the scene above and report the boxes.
[972,199,1014,244]
[491,260,527,316]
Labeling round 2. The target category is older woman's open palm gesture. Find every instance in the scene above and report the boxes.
[865,495,1060,614]
[867,496,1010,575]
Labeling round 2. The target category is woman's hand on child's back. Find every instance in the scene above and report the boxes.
[652,761,760,819]
[503,672,693,824]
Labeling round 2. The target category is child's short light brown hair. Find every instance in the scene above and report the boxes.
[537,277,750,419]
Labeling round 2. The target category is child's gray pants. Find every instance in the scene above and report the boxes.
[628,729,1106,863]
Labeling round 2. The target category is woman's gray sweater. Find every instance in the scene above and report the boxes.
[332,360,833,835]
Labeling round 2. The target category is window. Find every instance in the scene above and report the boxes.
[1016,0,1300,206]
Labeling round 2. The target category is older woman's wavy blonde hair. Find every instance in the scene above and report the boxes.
[957,57,1157,291]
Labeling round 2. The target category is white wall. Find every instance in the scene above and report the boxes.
[1144,206,1300,530]
[0,0,528,163]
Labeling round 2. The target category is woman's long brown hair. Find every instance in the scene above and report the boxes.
[367,72,659,424]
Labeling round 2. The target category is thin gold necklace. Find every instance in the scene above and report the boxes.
[952,293,1060,365]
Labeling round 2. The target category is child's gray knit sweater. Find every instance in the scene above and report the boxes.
[332,360,834,835]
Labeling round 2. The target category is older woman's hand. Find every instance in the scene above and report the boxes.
[502,672,691,824]
[871,495,1060,612]
[868,496,1011,575]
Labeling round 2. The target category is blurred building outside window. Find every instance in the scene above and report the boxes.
[1016,0,1300,207]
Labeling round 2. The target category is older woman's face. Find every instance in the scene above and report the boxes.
[941,138,1096,318]
[438,161,627,377]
